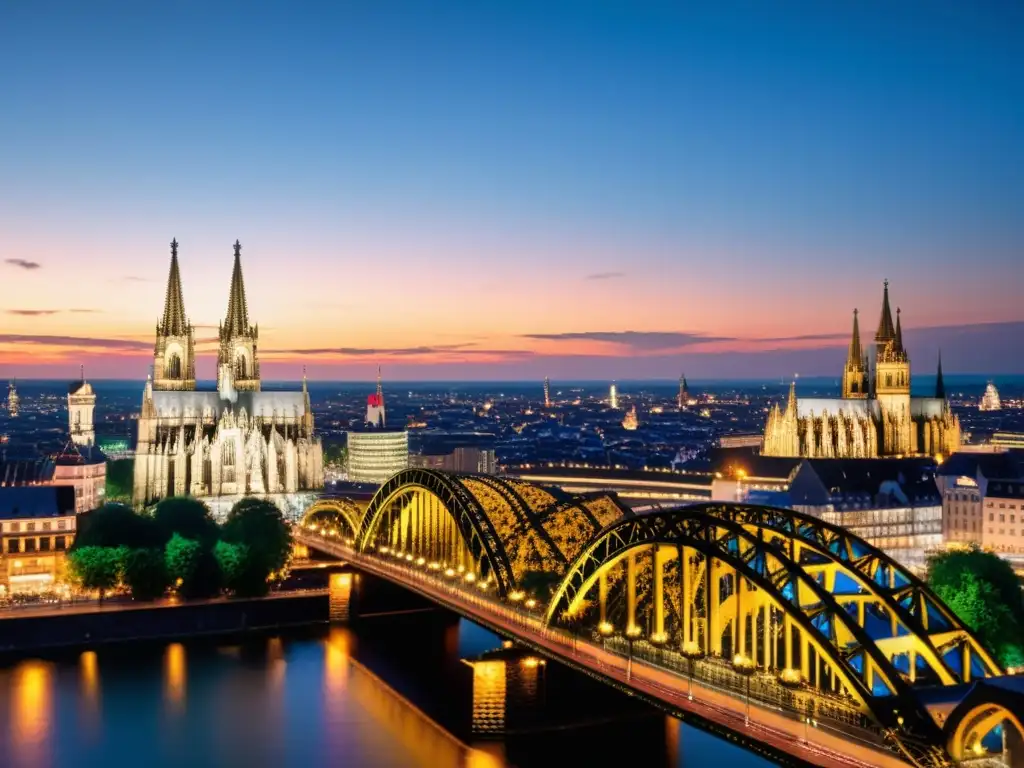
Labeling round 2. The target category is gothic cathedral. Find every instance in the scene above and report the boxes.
[763,282,960,459]
[133,240,324,507]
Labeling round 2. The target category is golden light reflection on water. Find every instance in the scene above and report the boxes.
[10,660,54,758]
[79,651,101,735]
[267,636,287,692]
[470,660,507,734]
[320,627,506,768]
[164,643,186,713]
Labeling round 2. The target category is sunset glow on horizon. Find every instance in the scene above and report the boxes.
[1,3,1021,380]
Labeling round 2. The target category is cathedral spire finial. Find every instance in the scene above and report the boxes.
[876,279,896,343]
[223,240,251,339]
[80,364,84,382]
[846,308,863,368]
[159,238,189,337]
[935,349,945,399]
[894,306,904,351]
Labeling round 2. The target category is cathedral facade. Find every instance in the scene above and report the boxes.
[133,240,323,508]
[763,282,960,460]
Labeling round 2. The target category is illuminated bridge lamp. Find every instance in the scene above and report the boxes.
[405,554,414,562]
[681,641,705,700]
[428,561,440,570]
[457,565,466,574]
[508,590,525,603]
[379,546,389,554]
[416,557,426,567]
[524,598,537,610]
[732,654,756,726]
[444,568,457,578]
[649,631,668,646]
[625,625,642,640]
[778,668,802,688]
[598,621,614,637]
[464,572,476,583]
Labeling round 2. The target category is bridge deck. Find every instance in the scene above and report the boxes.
[298,531,911,768]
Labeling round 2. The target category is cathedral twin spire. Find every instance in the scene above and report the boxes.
[153,239,259,392]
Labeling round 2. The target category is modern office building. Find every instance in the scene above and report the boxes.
[347,429,409,484]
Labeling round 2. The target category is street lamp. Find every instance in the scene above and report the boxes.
[732,654,756,726]
[625,625,642,681]
[681,641,705,701]
[598,621,613,651]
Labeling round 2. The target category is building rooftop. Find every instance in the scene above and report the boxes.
[938,449,1024,481]
[0,486,76,519]
[0,458,56,486]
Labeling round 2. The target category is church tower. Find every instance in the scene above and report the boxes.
[153,239,196,391]
[873,281,912,453]
[68,366,96,447]
[218,240,260,392]
[841,309,868,399]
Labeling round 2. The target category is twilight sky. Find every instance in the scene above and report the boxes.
[1,1,1022,380]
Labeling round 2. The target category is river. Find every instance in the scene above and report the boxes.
[0,615,775,768]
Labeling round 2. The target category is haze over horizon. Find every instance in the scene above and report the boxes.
[2,2,1022,380]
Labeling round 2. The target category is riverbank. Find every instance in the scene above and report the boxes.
[0,589,329,655]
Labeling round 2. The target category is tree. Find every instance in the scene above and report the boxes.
[214,540,249,594]
[927,547,1024,668]
[104,458,135,505]
[221,498,293,595]
[153,496,219,546]
[121,547,169,601]
[68,546,124,602]
[165,533,202,594]
[73,503,163,550]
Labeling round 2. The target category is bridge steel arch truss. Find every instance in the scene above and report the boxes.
[690,502,1002,686]
[356,468,517,596]
[302,497,364,540]
[545,508,971,758]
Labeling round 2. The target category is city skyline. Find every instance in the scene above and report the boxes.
[2,2,1022,379]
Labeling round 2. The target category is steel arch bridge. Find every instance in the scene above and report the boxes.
[304,472,1011,766]
[355,468,634,597]
[302,496,364,539]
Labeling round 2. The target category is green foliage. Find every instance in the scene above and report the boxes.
[73,503,163,550]
[323,440,347,467]
[221,498,292,597]
[121,547,169,601]
[214,540,249,594]
[165,533,202,592]
[927,547,1024,669]
[104,458,135,505]
[222,498,292,575]
[68,545,125,597]
[927,548,1023,617]
[153,496,218,546]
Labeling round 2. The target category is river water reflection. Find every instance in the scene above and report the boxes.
[0,618,775,768]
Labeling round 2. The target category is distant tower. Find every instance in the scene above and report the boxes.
[543,377,551,409]
[153,238,196,391]
[677,374,689,409]
[980,382,1001,412]
[218,240,260,393]
[68,365,96,447]
[935,351,945,399]
[841,309,868,399]
[622,404,639,431]
[873,282,912,454]
[609,381,619,410]
[366,366,386,427]
[7,379,19,417]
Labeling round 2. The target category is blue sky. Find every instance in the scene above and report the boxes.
[1,1,1022,378]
